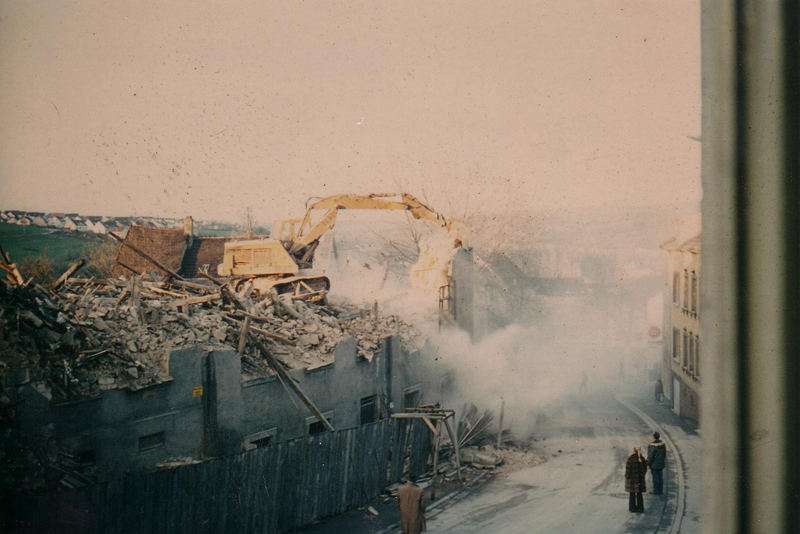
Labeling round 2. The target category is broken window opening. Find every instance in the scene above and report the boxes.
[306,411,333,436]
[403,387,421,410]
[360,395,378,425]
[243,427,277,451]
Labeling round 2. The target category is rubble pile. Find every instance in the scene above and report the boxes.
[0,271,421,400]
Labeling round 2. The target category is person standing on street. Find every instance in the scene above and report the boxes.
[647,431,667,494]
[654,378,664,403]
[397,475,426,534]
[625,446,647,513]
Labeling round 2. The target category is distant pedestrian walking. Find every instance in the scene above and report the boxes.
[654,378,664,403]
[397,475,426,534]
[625,446,647,513]
[647,431,667,495]
[579,371,588,394]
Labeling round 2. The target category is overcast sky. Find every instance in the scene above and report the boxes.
[0,0,700,223]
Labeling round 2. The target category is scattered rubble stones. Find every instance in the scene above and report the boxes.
[0,271,422,495]
[1,273,421,399]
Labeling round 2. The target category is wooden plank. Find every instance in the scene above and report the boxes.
[444,417,463,481]
[390,412,448,420]
[420,415,438,436]
[0,261,25,286]
[164,293,221,307]
[144,286,187,298]
[238,316,250,354]
[169,279,218,292]
[50,259,85,293]
[432,419,442,495]
[248,324,294,345]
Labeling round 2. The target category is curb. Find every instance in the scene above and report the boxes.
[615,394,685,534]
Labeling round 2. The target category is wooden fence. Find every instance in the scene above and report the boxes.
[14,418,432,533]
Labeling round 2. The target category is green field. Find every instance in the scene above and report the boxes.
[0,223,108,274]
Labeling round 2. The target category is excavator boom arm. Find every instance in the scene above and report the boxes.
[287,193,449,255]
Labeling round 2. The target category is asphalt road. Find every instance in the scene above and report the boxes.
[417,392,677,534]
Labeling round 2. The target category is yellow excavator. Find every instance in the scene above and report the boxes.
[217,193,463,299]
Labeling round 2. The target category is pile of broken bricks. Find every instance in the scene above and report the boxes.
[0,268,421,401]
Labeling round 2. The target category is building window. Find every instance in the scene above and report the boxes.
[307,411,333,435]
[360,395,378,425]
[682,270,689,312]
[682,329,689,369]
[308,420,326,435]
[403,386,422,409]
[695,335,700,378]
[243,427,277,451]
[688,330,695,374]
[138,431,165,453]
[690,271,698,317]
[672,328,680,360]
[672,271,680,304]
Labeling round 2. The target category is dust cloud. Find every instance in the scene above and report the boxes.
[309,206,681,439]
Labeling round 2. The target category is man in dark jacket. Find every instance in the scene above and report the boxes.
[625,446,647,512]
[647,431,667,494]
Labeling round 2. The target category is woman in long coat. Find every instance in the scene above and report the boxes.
[397,476,426,534]
[625,446,647,512]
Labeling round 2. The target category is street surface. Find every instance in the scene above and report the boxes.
[420,392,668,533]
[307,386,701,534]
[385,386,701,534]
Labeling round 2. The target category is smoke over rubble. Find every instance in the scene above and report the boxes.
[308,207,672,441]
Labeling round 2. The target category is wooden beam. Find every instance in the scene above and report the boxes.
[196,268,224,287]
[228,310,276,323]
[443,417,462,481]
[432,419,442,500]
[109,231,184,280]
[248,324,294,345]
[50,259,85,294]
[169,279,218,292]
[237,316,250,354]
[165,294,221,307]
[390,412,449,420]
[1,262,25,286]
[496,398,505,449]
[420,415,438,436]
[249,334,334,432]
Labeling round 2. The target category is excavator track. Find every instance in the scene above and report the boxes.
[236,275,330,302]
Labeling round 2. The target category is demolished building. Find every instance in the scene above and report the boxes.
[0,221,452,533]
